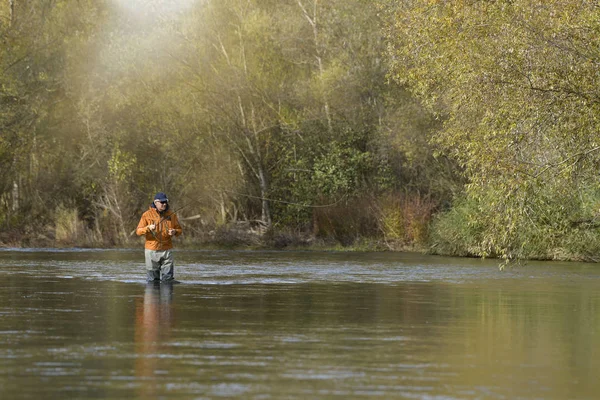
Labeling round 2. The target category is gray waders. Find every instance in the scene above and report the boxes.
[145,249,175,282]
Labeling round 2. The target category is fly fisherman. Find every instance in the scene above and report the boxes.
[136,192,183,282]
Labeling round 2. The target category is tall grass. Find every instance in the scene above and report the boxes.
[376,193,436,250]
[53,205,102,247]
[310,193,436,250]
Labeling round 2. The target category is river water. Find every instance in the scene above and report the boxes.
[0,249,599,399]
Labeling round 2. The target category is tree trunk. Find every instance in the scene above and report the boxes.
[11,180,19,211]
[9,0,14,26]
[258,166,271,228]
[297,0,332,134]
[219,192,227,225]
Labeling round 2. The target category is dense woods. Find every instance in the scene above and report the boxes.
[1,0,599,262]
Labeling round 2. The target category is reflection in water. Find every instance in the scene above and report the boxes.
[134,282,175,398]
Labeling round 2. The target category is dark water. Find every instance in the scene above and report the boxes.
[1,249,599,399]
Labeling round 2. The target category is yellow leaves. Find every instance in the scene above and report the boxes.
[108,147,136,183]
[0,2,10,24]
[387,0,600,189]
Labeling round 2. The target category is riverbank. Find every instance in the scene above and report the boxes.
[0,224,424,254]
[2,216,598,264]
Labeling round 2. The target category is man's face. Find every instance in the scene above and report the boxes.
[154,200,168,212]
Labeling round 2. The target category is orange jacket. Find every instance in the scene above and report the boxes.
[136,206,183,250]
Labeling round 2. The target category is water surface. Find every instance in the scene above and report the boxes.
[0,249,599,399]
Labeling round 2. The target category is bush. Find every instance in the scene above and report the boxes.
[377,193,436,249]
[312,196,379,246]
[428,196,486,257]
[429,184,600,262]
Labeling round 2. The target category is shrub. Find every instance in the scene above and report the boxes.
[376,192,437,250]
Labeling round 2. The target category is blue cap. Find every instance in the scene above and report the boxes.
[153,192,168,202]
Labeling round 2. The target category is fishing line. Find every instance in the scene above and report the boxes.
[144,191,347,240]
[221,190,348,208]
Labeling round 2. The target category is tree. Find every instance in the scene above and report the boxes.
[383,0,600,260]
[0,0,459,248]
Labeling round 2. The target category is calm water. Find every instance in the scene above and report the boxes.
[0,249,599,399]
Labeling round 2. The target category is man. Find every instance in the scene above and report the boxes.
[136,192,183,282]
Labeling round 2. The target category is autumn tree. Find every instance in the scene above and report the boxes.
[0,0,457,248]
[0,1,101,229]
[383,0,600,261]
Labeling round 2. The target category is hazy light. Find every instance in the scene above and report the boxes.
[111,0,198,18]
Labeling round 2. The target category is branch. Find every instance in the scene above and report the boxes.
[533,145,600,178]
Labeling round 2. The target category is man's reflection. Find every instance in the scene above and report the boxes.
[134,282,175,396]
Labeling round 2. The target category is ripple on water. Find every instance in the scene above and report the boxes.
[2,248,600,286]
[167,340,240,349]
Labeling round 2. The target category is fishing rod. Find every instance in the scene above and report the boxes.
[156,199,203,225]
[146,202,189,249]
[151,198,205,239]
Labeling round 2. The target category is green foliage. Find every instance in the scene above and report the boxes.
[383,0,600,260]
[0,0,457,250]
[0,0,105,229]
[1,0,599,260]
[312,141,372,197]
[108,147,136,183]
[431,182,600,262]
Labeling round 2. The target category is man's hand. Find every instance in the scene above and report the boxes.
[148,223,156,232]
[168,228,176,236]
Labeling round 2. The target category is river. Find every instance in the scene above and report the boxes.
[0,249,599,399]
